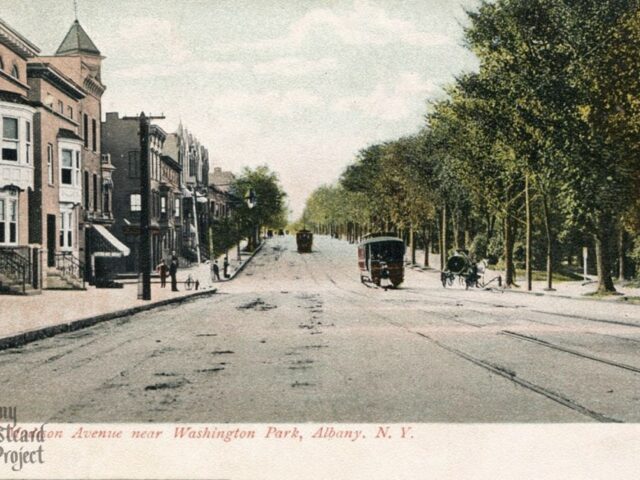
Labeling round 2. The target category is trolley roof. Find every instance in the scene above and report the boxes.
[358,236,404,246]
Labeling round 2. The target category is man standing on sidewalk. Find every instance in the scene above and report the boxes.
[170,258,179,291]
[223,256,230,278]
[157,260,168,288]
[212,261,221,282]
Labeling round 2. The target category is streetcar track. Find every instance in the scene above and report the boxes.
[500,330,640,375]
[315,270,630,423]
[406,329,622,423]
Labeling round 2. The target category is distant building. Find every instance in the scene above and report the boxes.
[102,112,181,272]
[166,123,209,262]
[208,167,235,220]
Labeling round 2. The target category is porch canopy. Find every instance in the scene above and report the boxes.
[92,224,130,257]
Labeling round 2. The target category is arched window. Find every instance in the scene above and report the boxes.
[11,64,19,79]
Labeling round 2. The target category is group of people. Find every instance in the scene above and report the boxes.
[156,252,180,291]
[156,253,231,292]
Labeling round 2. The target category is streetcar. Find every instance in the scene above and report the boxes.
[296,229,313,253]
[357,235,405,288]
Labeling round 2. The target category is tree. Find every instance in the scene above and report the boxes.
[232,165,287,250]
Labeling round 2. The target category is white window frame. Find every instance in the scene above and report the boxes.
[59,208,74,251]
[0,194,18,245]
[2,116,19,162]
[75,151,80,186]
[174,198,180,217]
[130,193,141,212]
[47,144,54,185]
[160,196,166,215]
[60,149,74,185]
[25,120,31,164]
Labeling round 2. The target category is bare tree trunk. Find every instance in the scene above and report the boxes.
[464,214,470,250]
[525,175,532,291]
[618,227,626,282]
[504,214,516,287]
[542,194,554,291]
[594,214,616,293]
[440,205,447,271]
[409,225,416,265]
[422,225,430,267]
[452,210,460,251]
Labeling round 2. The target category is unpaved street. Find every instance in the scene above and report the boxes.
[4,235,640,422]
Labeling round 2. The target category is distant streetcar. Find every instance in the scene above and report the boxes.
[357,235,405,288]
[296,230,313,253]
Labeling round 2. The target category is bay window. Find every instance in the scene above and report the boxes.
[61,149,73,185]
[2,117,18,161]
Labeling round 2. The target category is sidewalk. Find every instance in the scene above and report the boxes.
[409,249,640,303]
[0,241,262,349]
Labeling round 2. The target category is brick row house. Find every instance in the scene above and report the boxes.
[0,16,215,294]
[0,19,39,293]
[0,18,126,293]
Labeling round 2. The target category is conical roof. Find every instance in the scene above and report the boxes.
[56,20,100,56]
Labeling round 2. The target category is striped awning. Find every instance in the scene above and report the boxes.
[92,224,130,257]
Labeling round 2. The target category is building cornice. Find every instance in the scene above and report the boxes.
[27,63,86,100]
[83,75,105,98]
[0,19,40,59]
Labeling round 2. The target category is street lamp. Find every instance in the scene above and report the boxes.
[245,189,259,250]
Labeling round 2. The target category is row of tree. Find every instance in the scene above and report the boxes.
[300,0,640,294]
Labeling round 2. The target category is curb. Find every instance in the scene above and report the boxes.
[221,241,265,282]
[1,287,218,352]
[417,267,638,305]
[496,286,637,304]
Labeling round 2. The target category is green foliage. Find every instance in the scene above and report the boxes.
[232,165,288,235]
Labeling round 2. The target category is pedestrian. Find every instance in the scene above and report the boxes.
[223,256,229,278]
[212,260,221,282]
[157,259,168,288]
[170,257,179,292]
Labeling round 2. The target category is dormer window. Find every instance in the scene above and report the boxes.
[11,64,18,79]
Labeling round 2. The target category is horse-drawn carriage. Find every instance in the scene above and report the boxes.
[296,230,313,253]
[441,250,501,289]
[441,251,480,289]
[358,235,405,288]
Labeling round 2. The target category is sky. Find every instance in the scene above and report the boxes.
[2,0,480,219]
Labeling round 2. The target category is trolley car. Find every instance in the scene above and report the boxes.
[296,230,313,253]
[358,235,405,288]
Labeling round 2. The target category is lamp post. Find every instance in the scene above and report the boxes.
[246,189,257,250]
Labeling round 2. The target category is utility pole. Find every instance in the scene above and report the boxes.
[138,112,165,301]
[139,112,152,300]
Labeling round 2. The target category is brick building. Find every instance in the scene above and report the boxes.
[168,122,209,262]
[36,20,122,284]
[102,112,181,273]
[26,61,86,288]
[0,19,39,293]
